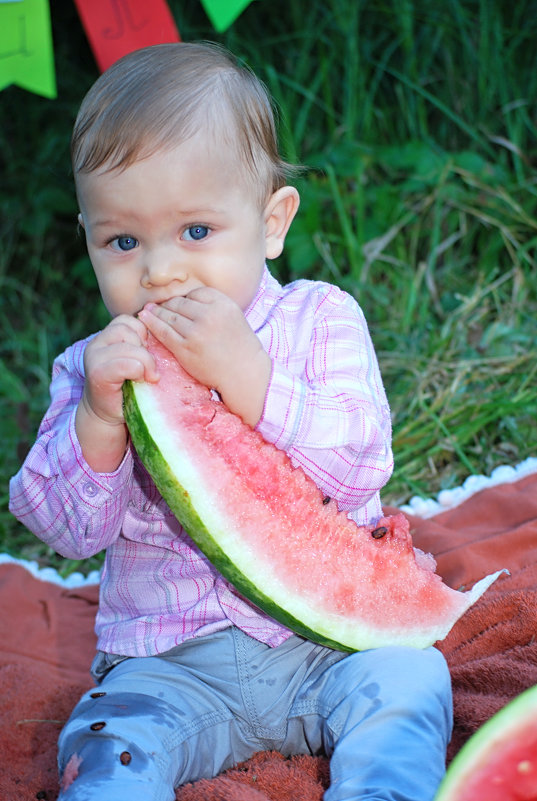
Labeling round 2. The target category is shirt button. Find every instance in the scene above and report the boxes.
[83,482,98,497]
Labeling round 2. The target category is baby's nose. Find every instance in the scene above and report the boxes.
[142,250,188,287]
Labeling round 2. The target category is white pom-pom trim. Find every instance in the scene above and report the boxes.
[0,553,100,587]
[399,457,537,519]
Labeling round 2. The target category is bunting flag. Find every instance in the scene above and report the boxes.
[200,0,254,32]
[0,0,255,99]
[73,0,181,73]
[0,0,56,98]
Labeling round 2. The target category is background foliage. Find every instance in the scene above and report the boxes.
[1,0,536,573]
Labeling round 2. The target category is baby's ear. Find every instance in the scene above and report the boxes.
[264,186,300,260]
[77,213,85,232]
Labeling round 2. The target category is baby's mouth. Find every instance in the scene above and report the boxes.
[137,294,187,316]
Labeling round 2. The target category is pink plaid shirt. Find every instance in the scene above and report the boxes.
[9,267,393,656]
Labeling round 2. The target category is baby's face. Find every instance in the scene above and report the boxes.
[76,138,272,317]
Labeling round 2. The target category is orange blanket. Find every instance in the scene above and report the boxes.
[1,470,536,799]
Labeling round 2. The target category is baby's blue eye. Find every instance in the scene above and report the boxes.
[115,236,138,251]
[183,225,209,241]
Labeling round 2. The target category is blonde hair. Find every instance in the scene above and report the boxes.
[71,42,294,207]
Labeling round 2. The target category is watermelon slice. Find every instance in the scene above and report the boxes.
[435,684,537,801]
[123,338,503,652]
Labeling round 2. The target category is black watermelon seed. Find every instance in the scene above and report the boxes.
[371,526,388,539]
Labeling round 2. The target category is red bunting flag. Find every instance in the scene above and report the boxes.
[73,0,181,73]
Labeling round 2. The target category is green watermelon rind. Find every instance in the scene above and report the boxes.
[123,379,354,652]
[434,684,537,800]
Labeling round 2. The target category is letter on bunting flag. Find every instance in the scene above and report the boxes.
[73,0,181,73]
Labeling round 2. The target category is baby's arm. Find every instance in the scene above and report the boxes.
[9,317,159,558]
[256,286,393,519]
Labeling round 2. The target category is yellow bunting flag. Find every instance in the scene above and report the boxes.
[0,0,56,98]
[200,0,254,32]
[73,0,181,73]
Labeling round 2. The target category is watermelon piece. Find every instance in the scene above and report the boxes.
[123,338,504,652]
[435,684,537,801]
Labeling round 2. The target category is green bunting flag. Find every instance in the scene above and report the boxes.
[200,0,254,32]
[0,0,56,98]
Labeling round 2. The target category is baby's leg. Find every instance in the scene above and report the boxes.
[57,631,256,801]
[58,685,186,801]
[287,645,452,801]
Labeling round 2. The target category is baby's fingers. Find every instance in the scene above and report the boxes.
[86,341,160,387]
[138,303,189,352]
[102,314,150,346]
[112,346,160,385]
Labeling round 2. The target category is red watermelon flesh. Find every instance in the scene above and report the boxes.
[123,337,504,652]
[435,684,537,800]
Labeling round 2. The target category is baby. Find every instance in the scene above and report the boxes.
[9,42,452,800]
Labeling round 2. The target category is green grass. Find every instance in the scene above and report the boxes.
[1,0,536,574]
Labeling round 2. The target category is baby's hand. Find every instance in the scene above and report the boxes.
[139,288,257,390]
[139,288,271,426]
[82,315,159,424]
[76,315,159,472]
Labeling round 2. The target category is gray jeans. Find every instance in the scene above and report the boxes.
[58,627,452,801]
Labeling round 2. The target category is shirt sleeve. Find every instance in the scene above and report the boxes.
[8,340,133,559]
[255,284,393,516]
